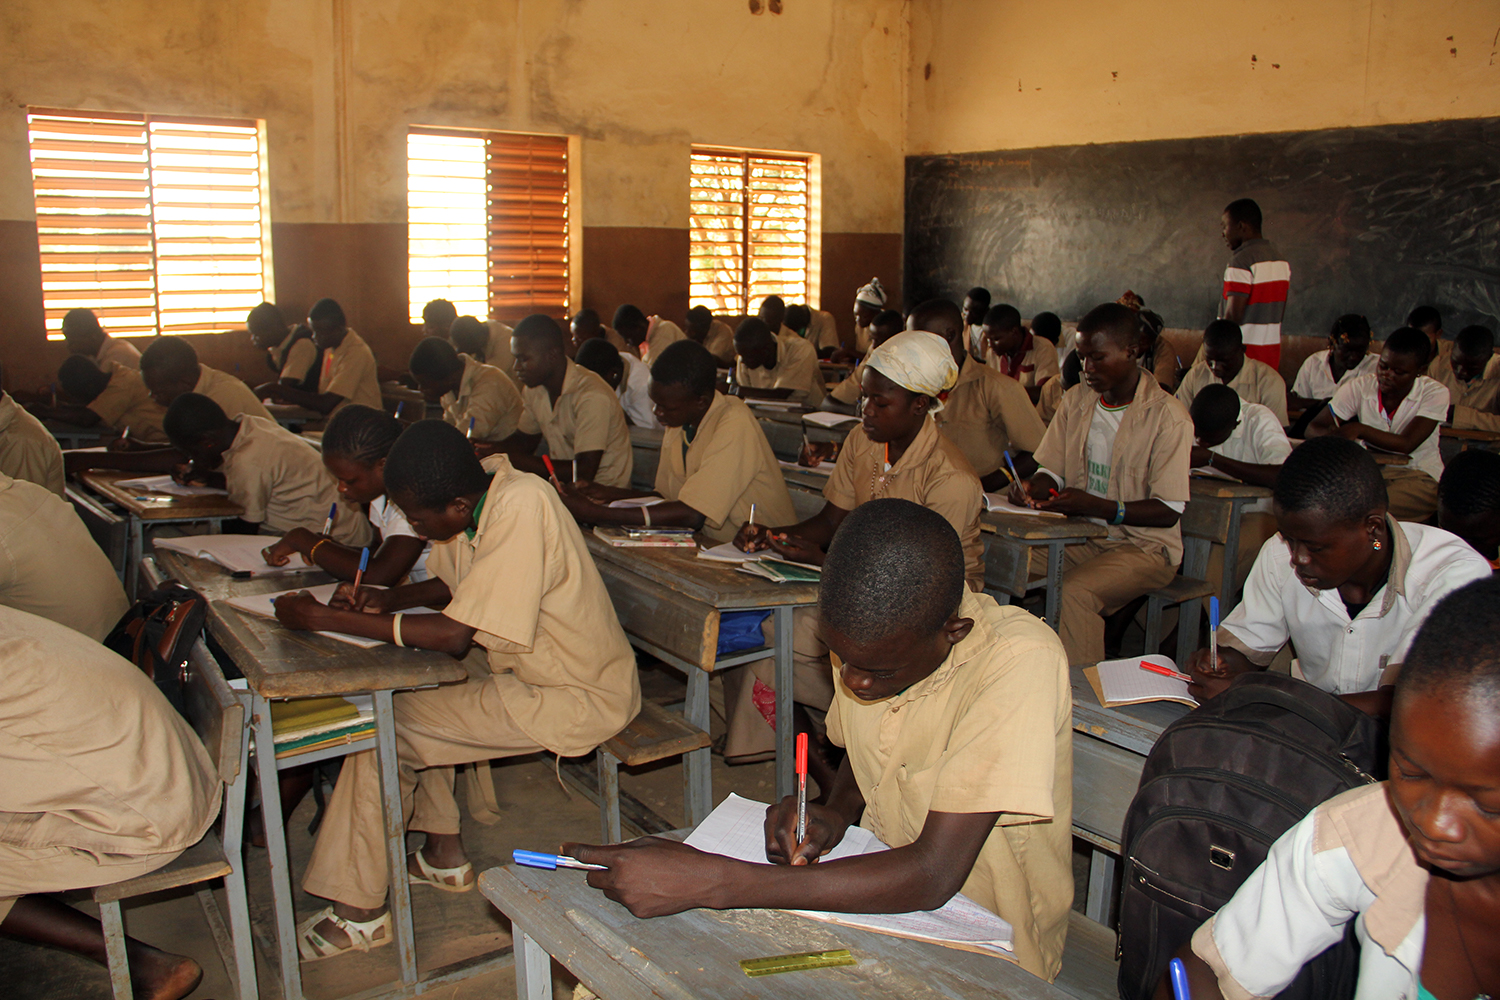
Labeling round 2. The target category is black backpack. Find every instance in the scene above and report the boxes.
[1116,672,1384,1000]
[104,581,210,716]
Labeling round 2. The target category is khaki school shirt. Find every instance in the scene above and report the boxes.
[643,317,687,365]
[826,591,1074,981]
[1035,373,1065,426]
[518,361,634,487]
[1429,340,1500,389]
[274,330,319,384]
[655,393,797,543]
[88,362,168,444]
[319,328,382,412]
[803,310,840,352]
[94,335,141,370]
[442,355,523,442]
[0,473,129,641]
[985,333,1061,389]
[1431,365,1499,414]
[220,416,372,545]
[828,361,865,405]
[1176,357,1289,426]
[825,417,985,590]
[736,334,826,406]
[0,607,219,897]
[193,365,273,422]
[0,394,65,498]
[485,320,516,375]
[427,455,641,757]
[701,320,736,366]
[936,355,1048,477]
[1035,374,1192,565]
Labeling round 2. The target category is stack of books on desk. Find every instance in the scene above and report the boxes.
[737,558,821,583]
[271,695,375,759]
[592,526,697,548]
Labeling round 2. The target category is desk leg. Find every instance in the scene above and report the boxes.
[515,929,553,1000]
[1044,541,1065,631]
[1222,502,1244,606]
[126,514,143,599]
[682,669,712,827]
[773,605,795,800]
[252,694,304,1000]
[372,689,419,988]
[1086,848,1119,927]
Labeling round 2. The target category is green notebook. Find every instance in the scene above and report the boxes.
[739,558,822,583]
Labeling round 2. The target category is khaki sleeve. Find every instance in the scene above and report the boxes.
[926,633,1065,818]
[829,372,862,405]
[1148,402,1193,505]
[87,376,133,427]
[822,433,861,511]
[569,388,623,456]
[323,351,367,401]
[1258,366,1290,426]
[280,338,318,382]
[226,460,271,524]
[517,394,543,435]
[440,486,553,652]
[1031,391,1071,484]
[474,374,524,441]
[1175,365,1203,409]
[674,419,762,532]
[994,376,1047,453]
[825,681,846,749]
[1454,404,1500,432]
[922,465,985,545]
[1031,344,1060,384]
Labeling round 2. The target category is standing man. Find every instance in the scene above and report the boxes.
[1217,198,1290,371]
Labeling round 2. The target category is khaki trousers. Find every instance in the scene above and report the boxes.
[1044,538,1176,666]
[0,843,187,923]
[1383,467,1438,523]
[722,608,836,760]
[302,675,542,910]
[1204,511,1279,604]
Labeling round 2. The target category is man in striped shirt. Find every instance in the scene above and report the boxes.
[1218,198,1290,370]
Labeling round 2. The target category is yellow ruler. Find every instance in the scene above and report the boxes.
[739,948,857,977]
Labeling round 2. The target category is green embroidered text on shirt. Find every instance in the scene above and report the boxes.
[1087,459,1111,496]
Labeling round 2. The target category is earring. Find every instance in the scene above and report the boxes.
[1373,539,1382,551]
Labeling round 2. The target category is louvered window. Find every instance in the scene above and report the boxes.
[407,127,570,324]
[28,107,269,339]
[689,148,812,315]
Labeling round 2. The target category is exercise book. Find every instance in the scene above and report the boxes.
[154,534,318,577]
[225,583,439,649]
[981,493,1066,517]
[1084,655,1199,708]
[115,474,228,497]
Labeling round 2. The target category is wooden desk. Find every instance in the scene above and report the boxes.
[980,511,1108,630]
[44,419,107,449]
[80,470,244,597]
[1068,665,1188,925]
[1188,476,1272,605]
[1442,425,1500,451]
[153,550,484,1000]
[585,533,820,803]
[480,863,1073,1000]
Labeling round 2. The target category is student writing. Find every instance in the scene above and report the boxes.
[981,303,1060,401]
[1287,313,1377,435]
[28,355,168,446]
[1176,318,1289,427]
[684,305,736,366]
[574,337,662,430]
[60,307,140,370]
[256,298,382,416]
[247,300,322,390]
[408,336,523,443]
[733,317,827,406]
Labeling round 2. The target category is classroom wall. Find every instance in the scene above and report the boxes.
[0,0,907,390]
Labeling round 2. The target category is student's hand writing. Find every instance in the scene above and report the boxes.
[766,531,825,566]
[1038,487,1112,519]
[1189,444,1213,467]
[1186,646,1256,702]
[170,462,195,486]
[330,583,390,614]
[252,382,286,402]
[799,441,837,467]
[552,487,598,524]
[561,839,734,917]
[1008,474,1056,509]
[272,591,329,631]
[261,538,296,567]
[733,521,775,552]
[763,795,848,866]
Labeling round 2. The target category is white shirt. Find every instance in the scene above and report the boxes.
[1206,400,1292,515]
[1220,518,1491,694]
[616,352,661,430]
[1329,373,1449,481]
[369,495,429,583]
[1040,398,1185,519]
[1291,349,1377,400]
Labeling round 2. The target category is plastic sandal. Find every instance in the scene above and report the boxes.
[407,850,475,893]
[296,906,393,961]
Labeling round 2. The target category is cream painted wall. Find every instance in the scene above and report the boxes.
[908,0,1500,154]
[0,0,907,231]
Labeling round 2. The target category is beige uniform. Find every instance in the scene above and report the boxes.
[1431,365,1499,414]
[1429,338,1500,388]
[93,335,141,371]
[701,320,736,366]
[485,320,516,375]
[736,335,826,406]
[319,328,383,413]
[936,355,1048,478]
[88,362,168,444]
[441,355,523,442]
[1176,357,1289,426]
[1034,376,1192,665]
[0,473,128,641]
[724,417,985,759]
[0,606,219,923]
[220,415,372,546]
[518,361,634,488]
[272,329,319,384]
[193,364,273,422]
[1035,373,1065,426]
[802,310,840,352]
[655,393,797,543]
[828,592,1074,980]
[302,456,640,909]
[984,333,1061,389]
[0,393,65,497]
[642,317,687,365]
[827,362,865,406]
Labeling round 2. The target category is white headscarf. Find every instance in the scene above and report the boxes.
[855,277,886,308]
[865,331,959,413]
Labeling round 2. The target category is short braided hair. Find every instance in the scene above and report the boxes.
[383,419,489,511]
[1274,437,1386,523]
[322,404,403,466]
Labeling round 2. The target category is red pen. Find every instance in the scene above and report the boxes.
[795,732,809,844]
[541,455,558,482]
[1140,660,1192,682]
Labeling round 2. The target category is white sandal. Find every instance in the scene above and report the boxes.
[407,850,475,893]
[297,906,393,961]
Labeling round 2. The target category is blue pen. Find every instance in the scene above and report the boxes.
[352,547,369,594]
[467,416,476,440]
[1169,957,1192,1000]
[513,849,606,871]
[321,502,337,536]
[1209,596,1220,670]
[1003,449,1022,485]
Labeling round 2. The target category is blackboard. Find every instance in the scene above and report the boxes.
[904,117,1500,338]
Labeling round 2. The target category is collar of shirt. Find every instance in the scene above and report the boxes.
[1316,784,1428,961]
[885,416,942,478]
[1301,515,1412,620]
[868,590,997,713]
[465,489,489,541]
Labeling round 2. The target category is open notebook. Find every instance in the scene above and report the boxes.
[154,534,319,577]
[115,474,228,497]
[981,493,1065,517]
[225,583,438,649]
[1084,655,1199,708]
[683,793,1015,959]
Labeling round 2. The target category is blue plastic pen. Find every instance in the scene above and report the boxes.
[321,502,337,536]
[352,547,369,593]
[1169,957,1192,1000]
[1003,449,1022,485]
[467,416,476,440]
[1209,596,1220,669]
[513,849,606,871]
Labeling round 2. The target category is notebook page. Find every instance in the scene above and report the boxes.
[225,583,439,650]
[801,411,859,428]
[697,542,764,564]
[1092,655,1198,706]
[982,494,1066,518]
[154,534,304,575]
[115,474,228,497]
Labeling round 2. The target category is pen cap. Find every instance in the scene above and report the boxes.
[1209,596,1219,630]
[795,732,808,776]
[358,547,370,572]
[512,849,559,869]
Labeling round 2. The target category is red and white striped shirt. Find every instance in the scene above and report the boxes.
[1220,238,1290,369]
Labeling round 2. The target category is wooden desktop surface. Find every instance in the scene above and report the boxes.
[80,470,245,521]
[584,532,820,610]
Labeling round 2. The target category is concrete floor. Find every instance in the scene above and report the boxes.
[2,660,1106,1000]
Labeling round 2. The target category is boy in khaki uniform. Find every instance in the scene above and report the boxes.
[163,394,372,546]
[981,303,1061,397]
[407,337,523,443]
[141,336,274,421]
[0,472,128,641]
[498,315,634,488]
[823,309,905,410]
[0,391,65,497]
[566,501,1073,982]
[556,340,797,544]
[1012,303,1192,666]
[733,318,826,406]
[1176,320,1289,426]
[685,305,736,366]
[0,606,220,1000]
[614,304,687,365]
[269,420,640,958]
[36,356,168,445]
[259,298,382,415]
[62,308,140,370]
